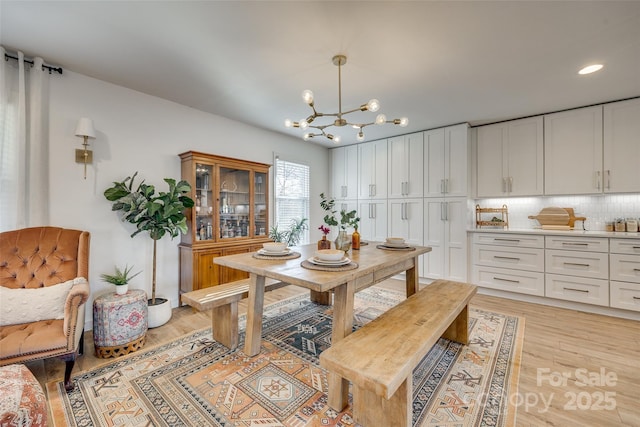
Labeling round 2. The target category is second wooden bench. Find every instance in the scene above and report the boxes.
[319,279,477,427]
[181,278,287,350]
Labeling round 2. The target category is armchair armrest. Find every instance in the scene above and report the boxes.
[63,279,90,336]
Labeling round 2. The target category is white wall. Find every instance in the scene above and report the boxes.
[47,70,329,329]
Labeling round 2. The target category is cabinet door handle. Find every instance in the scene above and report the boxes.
[494,256,521,261]
[440,179,445,194]
[494,238,521,243]
[606,170,611,190]
[502,177,507,193]
[595,171,601,190]
[509,176,513,193]
[402,203,407,220]
[562,242,588,246]
[633,268,640,272]
[493,276,521,283]
[564,287,589,293]
[372,184,376,197]
[441,202,448,221]
[633,296,640,300]
[445,178,449,194]
[632,246,640,250]
[563,262,590,268]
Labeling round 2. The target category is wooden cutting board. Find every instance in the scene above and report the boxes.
[528,207,570,226]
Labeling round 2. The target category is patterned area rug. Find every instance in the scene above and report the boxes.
[47,287,524,426]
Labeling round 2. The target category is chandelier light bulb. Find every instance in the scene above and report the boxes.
[299,119,309,130]
[357,132,365,142]
[334,135,341,143]
[399,117,409,127]
[375,114,387,125]
[284,119,293,128]
[302,90,314,105]
[367,99,380,112]
[303,133,312,141]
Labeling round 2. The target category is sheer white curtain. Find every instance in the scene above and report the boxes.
[0,46,50,231]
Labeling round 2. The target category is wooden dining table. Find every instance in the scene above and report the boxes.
[213,241,432,410]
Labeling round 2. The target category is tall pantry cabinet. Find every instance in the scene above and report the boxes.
[178,151,271,294]
[423,124,470,282]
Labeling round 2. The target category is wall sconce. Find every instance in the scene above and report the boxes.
[74,118,96,179]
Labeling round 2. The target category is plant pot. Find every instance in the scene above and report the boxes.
[147,297,171,328]
[115,284,128,295]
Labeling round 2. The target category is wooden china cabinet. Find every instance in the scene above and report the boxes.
[178,151,271,294]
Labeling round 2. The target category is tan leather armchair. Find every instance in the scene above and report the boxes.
[0,227,90,391]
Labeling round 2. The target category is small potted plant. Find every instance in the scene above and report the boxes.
[100,265,141,295]
[268,217,309,247]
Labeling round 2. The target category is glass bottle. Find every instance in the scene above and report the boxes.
[352,228,360,250]
[318,235,331,250]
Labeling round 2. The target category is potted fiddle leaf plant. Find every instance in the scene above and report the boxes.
[104,172,194,328]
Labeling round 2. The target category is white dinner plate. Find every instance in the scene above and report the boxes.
[308,256,351,266]
[382,242,410,248]
[257,248,292,256]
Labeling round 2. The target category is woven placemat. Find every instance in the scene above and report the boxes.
[252,251,301,260]
[376,244,416,251]
[300,260,359,271]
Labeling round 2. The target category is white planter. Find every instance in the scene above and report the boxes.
[147,297,172,328]
[115,284,128,295]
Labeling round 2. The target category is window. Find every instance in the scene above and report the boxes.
[274,157,310,244]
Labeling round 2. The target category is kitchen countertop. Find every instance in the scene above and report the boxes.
[468,227,640,239]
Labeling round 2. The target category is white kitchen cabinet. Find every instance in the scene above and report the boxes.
[471,232,545,296]
[388,132,424,198]
[423,197,468,282]
[388,198,423,247]
[476,116,543,197]
[544,105,603,195]
[330,145,358,200]
[358,139,387,200]
[424,124,469,198]
[358,200,387,243]
[610,238,640,312]
[603,97,640,193]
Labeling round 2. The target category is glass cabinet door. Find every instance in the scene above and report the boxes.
[254,172,267,237]
[195,163,214,241]
[219,167,251,239]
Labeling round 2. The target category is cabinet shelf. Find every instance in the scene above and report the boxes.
[475,204,509,229]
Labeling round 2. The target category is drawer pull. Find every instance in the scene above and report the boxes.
[564,287,589,293]
[633,246,640,250]
[563,262,590,268]
[634,268,640,272]
[494,238,521,243]
[634,297,640,300]
[494,256,521,261]
[561,242,588,246]
[493,276,520,283]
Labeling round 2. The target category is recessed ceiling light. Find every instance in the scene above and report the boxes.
[578,64,603,75]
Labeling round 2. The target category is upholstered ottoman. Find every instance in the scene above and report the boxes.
[93,289,148,358]
[0,364,47,427]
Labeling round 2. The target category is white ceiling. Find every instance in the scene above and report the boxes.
[2,1,640,147]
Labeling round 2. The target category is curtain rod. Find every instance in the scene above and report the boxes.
[4,53,63,75]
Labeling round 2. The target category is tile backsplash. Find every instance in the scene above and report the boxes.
[473,194,640,231]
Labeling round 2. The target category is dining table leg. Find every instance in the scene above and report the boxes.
[406,255,419,297]
[327,279,355,411]
[309,290,332,305]
[244,273,266,356]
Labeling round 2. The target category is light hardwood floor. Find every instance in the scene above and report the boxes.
[29,279,640,427]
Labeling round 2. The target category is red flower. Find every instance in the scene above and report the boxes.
[318,225,330,235]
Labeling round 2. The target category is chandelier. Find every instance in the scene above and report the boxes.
[285,54,408,143]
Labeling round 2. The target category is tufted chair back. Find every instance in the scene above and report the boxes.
[1,227,89,289]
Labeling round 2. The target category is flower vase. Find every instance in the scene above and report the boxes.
[334,230,351,252]
[318,235,331,250]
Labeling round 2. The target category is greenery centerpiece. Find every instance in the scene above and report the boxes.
[104,172,194,311]
[319,192,358,251]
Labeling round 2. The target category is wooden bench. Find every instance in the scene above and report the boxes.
[181,278,287,350]
[319,279,477,427]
